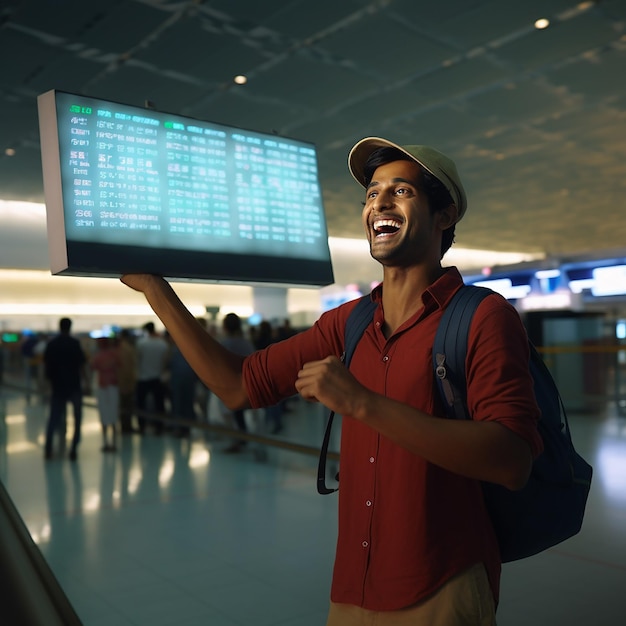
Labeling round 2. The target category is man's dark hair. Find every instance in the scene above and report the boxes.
[362,147,456,257]
[59,317,72,333]
[143,322,155,334]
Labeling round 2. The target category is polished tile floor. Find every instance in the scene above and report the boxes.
[0,382,624,626]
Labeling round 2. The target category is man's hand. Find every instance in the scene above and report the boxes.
[295,355,371,418]
[120,274,164,294]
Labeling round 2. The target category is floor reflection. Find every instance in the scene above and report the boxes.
[0,384,625,626]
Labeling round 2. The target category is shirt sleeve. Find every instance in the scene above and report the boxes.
[243,304,352,408]
[466,294,544,458]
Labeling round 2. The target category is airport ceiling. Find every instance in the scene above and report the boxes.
[1,0,626,266]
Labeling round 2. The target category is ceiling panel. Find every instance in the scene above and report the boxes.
[194,90,301,137]
[26,53,109,96]
[263,0,363,40]
[601,0,626,19]
[84,64,209,113]
[545,46,626,101]
[400,56,511,105]
[398,107,497,147]
[321,85,431,137]
[5,0,114,39]
[386,0,494,34]
[494,9,619,70]
[536,106,626,156]
[0,29,55,84]
[60,1,167,52]
[137,20,223,62]
[320,12,455,82]
[244,55,372,111]
[425,0,576,49]
[465,79,577,125]
[134,17,237,73]
[183,41,270,86]
[199,0,304,26]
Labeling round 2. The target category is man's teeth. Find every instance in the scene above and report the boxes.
[373,219,401,233]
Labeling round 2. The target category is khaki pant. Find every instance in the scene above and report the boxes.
[326,563,496,626]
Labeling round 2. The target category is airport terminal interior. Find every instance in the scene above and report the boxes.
[1,0,626,624]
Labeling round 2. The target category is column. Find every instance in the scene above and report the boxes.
[252,286,288,323]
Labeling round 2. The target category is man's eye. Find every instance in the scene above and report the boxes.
[395,187,408,196]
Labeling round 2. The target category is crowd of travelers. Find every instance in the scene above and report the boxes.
[0,315,298,460]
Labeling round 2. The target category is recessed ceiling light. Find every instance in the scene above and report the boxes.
[5,148,16,156]
[233,75,248,85]
[534,18,550,30]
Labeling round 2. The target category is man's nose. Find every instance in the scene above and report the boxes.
[372,190,394,211]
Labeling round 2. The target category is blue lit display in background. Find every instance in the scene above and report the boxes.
[466,257,626,305]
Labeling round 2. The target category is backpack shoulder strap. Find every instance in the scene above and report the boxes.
[433,285,493,420]
[318,295,377,494]
[343,295,378,367]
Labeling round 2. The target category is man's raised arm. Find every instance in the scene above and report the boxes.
[121,274,250,409]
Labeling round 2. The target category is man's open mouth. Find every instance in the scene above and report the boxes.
[373,218,402,236]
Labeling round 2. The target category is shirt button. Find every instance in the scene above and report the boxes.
[362,541,369,548]
[366,500,372,507]
[369,456,375,463]
[375,321,381,327]
[382,355,389,362]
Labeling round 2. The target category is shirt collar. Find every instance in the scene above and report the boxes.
[370,267,464,311]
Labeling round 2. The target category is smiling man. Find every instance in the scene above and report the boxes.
[121,137,542,625]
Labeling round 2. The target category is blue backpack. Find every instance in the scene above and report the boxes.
[317,284,593,563]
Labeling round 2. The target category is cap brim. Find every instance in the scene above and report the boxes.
[348,137,431,188]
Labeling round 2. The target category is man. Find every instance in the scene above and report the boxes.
[43,317,88,461]
[135,322,169,434]
[121,137,542,625]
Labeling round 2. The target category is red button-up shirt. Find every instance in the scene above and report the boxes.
[244,268,543,611]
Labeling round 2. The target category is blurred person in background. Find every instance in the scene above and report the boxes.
[117,329,137,434]
[219,313,254,453]
[193,317,213,426]
[253,320,284,434]
[43,318,88,461]
[167,333,199,437]
[90,336,121,452]
[135,322,169,435]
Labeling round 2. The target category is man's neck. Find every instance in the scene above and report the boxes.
[380,263,445,336]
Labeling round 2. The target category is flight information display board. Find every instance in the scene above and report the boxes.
[37,90,334,286]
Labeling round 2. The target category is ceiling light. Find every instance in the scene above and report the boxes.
[233,75,248,85]
[534,18,550,30]
[4,148,16,156]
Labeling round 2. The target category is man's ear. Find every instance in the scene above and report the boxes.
[438,203,458,230]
